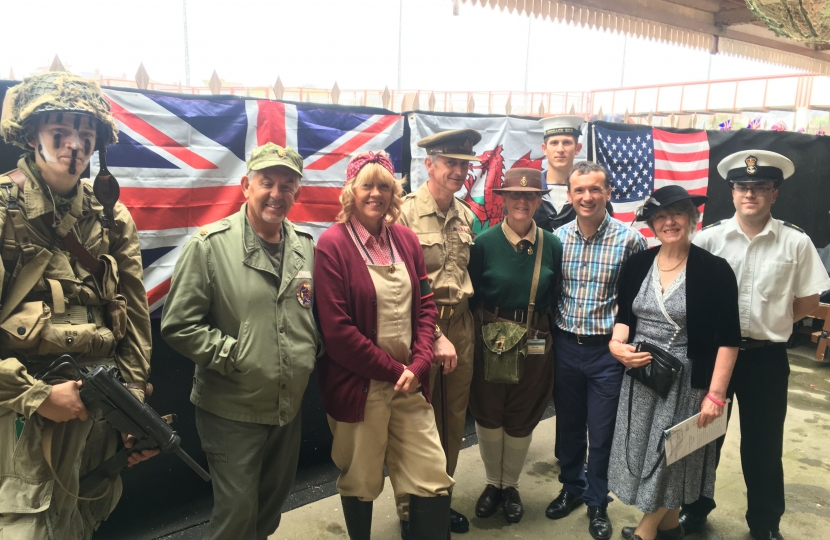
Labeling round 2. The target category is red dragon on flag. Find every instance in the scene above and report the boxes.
[462,147,543,232]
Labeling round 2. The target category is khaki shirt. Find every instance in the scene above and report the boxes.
[0,157,152,417]
[398,182,474,305]
[161,206,322,425]
[501,219,537,252]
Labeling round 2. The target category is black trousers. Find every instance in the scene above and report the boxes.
[682,343,789,533]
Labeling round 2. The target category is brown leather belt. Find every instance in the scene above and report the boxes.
[484,304,539,325]
[437,299,469,320]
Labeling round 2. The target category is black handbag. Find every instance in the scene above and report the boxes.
[626,341,683,399]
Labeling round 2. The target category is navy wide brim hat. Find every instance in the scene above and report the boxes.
[635,185,708,222]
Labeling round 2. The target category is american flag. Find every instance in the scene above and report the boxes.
[593,125,709,240]
[91,89,404,314]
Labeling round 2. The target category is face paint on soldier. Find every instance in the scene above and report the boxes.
[28,113,98,196]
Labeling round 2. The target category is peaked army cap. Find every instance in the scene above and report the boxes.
[418,128,482,161]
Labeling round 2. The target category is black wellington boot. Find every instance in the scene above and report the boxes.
[341,496,373,540]
[409,494,452,540]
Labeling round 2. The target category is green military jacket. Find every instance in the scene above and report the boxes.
[160,205,321,425]
[0,157,152,417]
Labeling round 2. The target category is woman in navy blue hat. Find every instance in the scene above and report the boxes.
[606,185,741,540]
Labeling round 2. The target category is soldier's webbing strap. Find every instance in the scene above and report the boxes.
[0,171,55,323]
[62,231,104,283]
[0,248,52,323]
[2,170,36,266]
[41,422,112,501]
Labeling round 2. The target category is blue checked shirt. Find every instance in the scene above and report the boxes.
[554,212,648,336]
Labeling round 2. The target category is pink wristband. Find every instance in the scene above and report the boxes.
[706,393,726,407]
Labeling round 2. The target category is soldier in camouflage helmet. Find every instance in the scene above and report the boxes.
[0,72,155,539]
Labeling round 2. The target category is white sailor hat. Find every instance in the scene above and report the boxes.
[717,150,794,186]
[539,115,584,140]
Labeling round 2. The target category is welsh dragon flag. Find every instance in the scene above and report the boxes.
[408,113,551,234]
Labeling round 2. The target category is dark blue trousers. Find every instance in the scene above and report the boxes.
[552,331,624,507]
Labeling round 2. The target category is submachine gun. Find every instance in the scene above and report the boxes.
[38,355,211,496]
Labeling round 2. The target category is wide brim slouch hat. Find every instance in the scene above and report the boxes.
[492,168,550,194]
[634,184,708,222]
[1,71,118,149]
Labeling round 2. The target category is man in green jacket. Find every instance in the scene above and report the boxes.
[161,143,322,540]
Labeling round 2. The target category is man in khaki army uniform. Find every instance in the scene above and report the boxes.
[161,143,322,540]
[395,129,480,537]
[0,72,154,539]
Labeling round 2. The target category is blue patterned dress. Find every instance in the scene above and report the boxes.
[608,262,718,513]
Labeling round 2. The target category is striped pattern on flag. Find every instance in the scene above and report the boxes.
[91,89,403,314]
[594,125,709,242]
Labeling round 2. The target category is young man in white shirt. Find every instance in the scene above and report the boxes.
[684,150,830,540]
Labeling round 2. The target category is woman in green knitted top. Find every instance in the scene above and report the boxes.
[468,168,563,525]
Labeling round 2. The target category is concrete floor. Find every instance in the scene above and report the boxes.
[271,345,830,540]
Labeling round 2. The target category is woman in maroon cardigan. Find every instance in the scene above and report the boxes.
[314,151,453,540]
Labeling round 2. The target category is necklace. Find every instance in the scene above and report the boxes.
[657,252,688,272]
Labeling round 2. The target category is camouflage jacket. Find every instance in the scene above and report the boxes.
[0,156,151,417]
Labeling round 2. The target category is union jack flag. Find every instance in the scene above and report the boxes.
[718,119,732,131]
[746,117,762,130]
[91,90,404,314]
[593,125,709,241]
[771,120,788,132]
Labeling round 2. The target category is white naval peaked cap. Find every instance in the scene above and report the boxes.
[717,149,794,184]
[539,115,584,140]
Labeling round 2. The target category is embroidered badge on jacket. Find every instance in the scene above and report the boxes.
[297,281,313,308]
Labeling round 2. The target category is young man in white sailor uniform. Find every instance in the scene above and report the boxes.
[682,150,830,540]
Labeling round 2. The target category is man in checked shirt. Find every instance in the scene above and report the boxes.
[545,161,647,540]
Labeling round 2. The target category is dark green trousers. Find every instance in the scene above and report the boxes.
[195,407,301,540]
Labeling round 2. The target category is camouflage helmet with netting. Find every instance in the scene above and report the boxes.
[0,71,118,150]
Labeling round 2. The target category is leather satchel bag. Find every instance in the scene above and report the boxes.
[482,232,544,384]
[626,341,683,399]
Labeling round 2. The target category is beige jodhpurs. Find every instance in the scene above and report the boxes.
[329,261,453,503]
